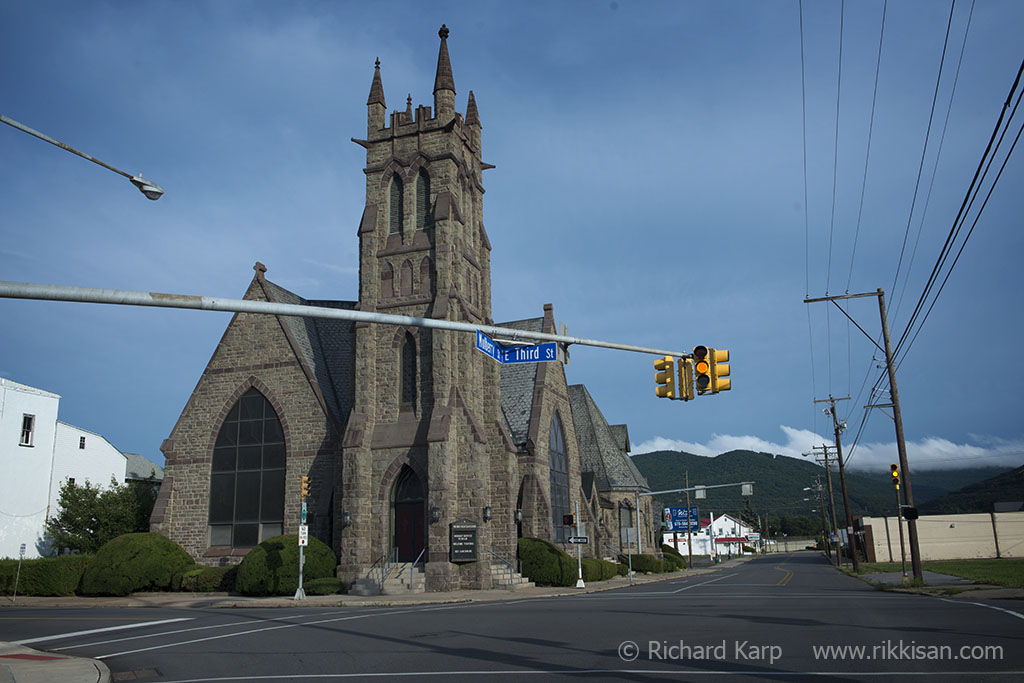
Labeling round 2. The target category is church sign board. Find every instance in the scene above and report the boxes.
[449,520,478,563]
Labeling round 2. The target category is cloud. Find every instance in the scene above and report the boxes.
[632,426,1024,472]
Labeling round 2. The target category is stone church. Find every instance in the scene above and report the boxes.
[151,26,655,591]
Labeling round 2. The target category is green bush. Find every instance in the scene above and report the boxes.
[236,534,337,596]
[517,538,576,586]
[178,565,238,592]
[0,554,93,596]
[79,533,195,596]
[304,577,346,595]
[616,562,629,576]
[661,545,687,570]
[621,554,666,573]
[582,557,620,582]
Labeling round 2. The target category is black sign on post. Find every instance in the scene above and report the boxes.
[449,520,478,563]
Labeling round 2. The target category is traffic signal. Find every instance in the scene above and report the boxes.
[709,348,730,393]
[889,464,900,489]
[654,356,676,399]
[678,358,695,401]
[301,475,311,500]
[693,346,712,394]
[562,514,575,526]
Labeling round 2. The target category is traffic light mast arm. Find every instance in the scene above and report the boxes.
[639,481,755,497]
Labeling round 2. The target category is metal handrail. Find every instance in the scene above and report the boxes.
[603,541,633,583]
[487,548,518,589]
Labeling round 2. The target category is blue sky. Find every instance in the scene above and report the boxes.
[2,1,1022,476]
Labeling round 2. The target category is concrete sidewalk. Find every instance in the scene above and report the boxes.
[0,556,753,682]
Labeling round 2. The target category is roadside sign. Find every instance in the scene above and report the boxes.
[476,330,558,365]
[298,525,309,546]
[664,506,699,532]
[568,536,589,544]
[19,543,26,557]
[502,342,557,364]
[747,533,761,541]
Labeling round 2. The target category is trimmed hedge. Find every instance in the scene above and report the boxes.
[236,534,337,596]
[304,577,346,595]
[177,566,238,593]
[661,544,687,570]
[80,533,195,596]
[621,553,675,574]
[0,554,93,596]
[581,557,620,582]
[517,538,577,586]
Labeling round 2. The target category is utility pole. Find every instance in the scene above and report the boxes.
[817,395,859,572]
[804,288,922,581]
[805,446,841,567]
[814,476,831,560]
[685,470,693,569]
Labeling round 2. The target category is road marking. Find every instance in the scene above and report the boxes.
[938,597,1024,622]
[672,573,736,593]
[617,573,739,595]
[775,566,794,585]
[14,617,193,645]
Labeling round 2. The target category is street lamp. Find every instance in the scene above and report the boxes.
[1,113,163,200]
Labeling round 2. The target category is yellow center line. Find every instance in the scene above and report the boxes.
[773,559,794,586]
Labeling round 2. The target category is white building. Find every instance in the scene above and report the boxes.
[0,378,159,559]
[663,513,755,558]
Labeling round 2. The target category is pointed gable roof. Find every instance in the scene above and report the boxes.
[497,316,544,450]
[433,24,456,94]
[569,384,649,493]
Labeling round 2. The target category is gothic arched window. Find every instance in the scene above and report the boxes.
[389,175,404,234]
[400,260,413,296]
[381,262,394,299]
[416,169,431,230]
[549,411,570,543]
[419,257,432,295]
[209,388,286,548]
[401,332,416,406]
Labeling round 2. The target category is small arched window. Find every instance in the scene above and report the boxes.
[381,262,394,299]
[400,260,413,296]
[549,412,570,543]
[416,169,431,231]
[419,257,432,295]
[389,175,404,234]
[401,332,416,406]
[209,388,286,548]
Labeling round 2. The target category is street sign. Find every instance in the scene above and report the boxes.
[502,342,557,364]
[301,501,307,524]
[664,506,699,532]
[298,524,309,546]
[19,543,26,557]
[476,330,558,365]
[568,536,589,544]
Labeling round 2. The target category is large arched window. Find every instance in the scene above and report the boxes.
[209,388,286,547]
[389,175,404,234]
[549,412,570,543]
[401,332,416,406]
[415,169,431,230]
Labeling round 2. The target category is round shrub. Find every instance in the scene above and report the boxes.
[80,533,195,596]
[304,577,346,595]
[581,557,620,582]
[517,538,576,586]
[236,534,337,596]
[621,553,665,574]
[661,545,687,570]
[178,565,238,592]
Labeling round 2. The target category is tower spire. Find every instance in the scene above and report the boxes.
[433,25,456,95]
[367,58,386,108]
[465,90,480,127]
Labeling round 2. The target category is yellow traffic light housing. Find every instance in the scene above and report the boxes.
[889,464,900,489]
[693,346,712,395]
[301,475,311,500]
[654,355,676,399]
[710,348,730,394]
[678,358,695,401]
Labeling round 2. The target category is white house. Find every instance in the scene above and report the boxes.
[0,378,160,559]
[663,513,755,558]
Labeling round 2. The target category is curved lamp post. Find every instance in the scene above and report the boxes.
[1,113,163,200]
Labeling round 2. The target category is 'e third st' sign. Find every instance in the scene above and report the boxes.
[449,520,478,563]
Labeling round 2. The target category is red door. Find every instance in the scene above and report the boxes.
[395,502,424,562]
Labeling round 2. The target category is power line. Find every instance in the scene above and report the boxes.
[826,0,845,294]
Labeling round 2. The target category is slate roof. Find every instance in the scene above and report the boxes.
[123,452,165,482]
[261,279,357,426]
[496,317,544,451]
[568,384,649,493]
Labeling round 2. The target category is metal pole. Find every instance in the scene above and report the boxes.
[0,281,689,359]
[575,500,584,588]
[685,471,693,569]
[876,289,922,582]
[895,486,908,582]
[634,491,642,555]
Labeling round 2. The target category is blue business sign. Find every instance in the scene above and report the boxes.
[476,330,558,365]
[664,506,700,532]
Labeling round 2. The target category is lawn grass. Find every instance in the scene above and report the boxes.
[857,558,1024,589]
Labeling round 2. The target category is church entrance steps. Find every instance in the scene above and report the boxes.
[489,563,535,590]
[381,562,425,594]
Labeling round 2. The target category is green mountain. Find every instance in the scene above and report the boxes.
[630,450,1015,522]
[917,466,1024,514]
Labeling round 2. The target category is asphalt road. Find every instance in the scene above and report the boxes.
[2,552,1023,682]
